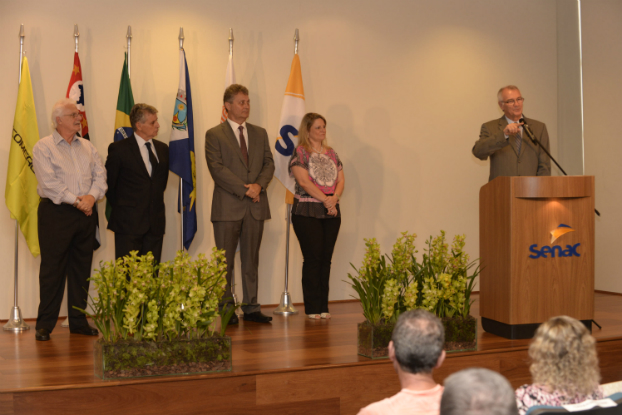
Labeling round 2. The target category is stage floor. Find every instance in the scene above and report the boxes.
[1,293,621,415]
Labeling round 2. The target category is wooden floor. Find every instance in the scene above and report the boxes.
[1,293,621,415]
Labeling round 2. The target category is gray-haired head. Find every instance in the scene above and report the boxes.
[440,368,518,415]
[497,85,520,103]
[391,309,445,374]
[51,98,77,129]
[129,103,158,130]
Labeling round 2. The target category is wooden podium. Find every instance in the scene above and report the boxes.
[479,176,595,339]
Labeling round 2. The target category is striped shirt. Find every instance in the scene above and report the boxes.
[33,130,107,205]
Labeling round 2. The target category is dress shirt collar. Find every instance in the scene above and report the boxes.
[134,132,154,148]
[53,130,80,146]
[227,118,247,135]
[505,115,523,125]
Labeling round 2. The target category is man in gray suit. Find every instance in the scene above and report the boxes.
[473,85,551,182]
[205,84,275,324]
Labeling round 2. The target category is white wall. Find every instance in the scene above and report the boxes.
[0,0,565,320]
[582,0,622,293]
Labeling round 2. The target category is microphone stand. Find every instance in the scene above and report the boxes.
[520,117,600,217]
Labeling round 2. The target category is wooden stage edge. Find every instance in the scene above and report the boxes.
[1,293,622,415]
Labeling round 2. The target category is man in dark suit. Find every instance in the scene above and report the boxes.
[106,103,169,263]
[205,84,275,324]
[472,85,551,182]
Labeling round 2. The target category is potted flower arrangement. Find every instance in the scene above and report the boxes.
[348,231,479,359]
[76,248,235,379]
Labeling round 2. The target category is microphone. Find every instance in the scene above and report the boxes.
[518,117,536,144]
[520,116,600,216]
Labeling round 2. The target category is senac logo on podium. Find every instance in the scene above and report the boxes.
[529,224,581,259]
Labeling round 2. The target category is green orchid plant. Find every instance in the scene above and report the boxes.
[347,231,479,325]
[75,248,228,342]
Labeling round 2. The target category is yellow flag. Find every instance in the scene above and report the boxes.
[5,56,40,257]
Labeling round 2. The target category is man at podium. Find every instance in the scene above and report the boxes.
[473,85,551,182]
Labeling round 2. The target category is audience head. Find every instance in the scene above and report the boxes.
[297,113,330,151]
[440,368,518,415]
[529,315,600,397]
[389,309,445,375]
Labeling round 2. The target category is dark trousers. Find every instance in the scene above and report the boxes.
[213,209,264,314]
[291,214,341,315]
[114,230,164,264]
[36,199,96,332]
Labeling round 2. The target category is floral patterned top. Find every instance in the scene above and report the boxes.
[515,384,604,415]
[288,146,343,219]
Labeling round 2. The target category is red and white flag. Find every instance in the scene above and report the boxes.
[66,51,99,249]
[66,52,89,140]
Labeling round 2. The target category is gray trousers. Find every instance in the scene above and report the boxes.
[213,208,264,314]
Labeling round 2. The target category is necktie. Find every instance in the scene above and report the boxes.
[238,126,249,165]
[514,124,522,155]
[145,142,158,177]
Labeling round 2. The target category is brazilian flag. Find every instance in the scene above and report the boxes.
[106,53,134,221]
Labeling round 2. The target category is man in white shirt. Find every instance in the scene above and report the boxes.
[358,310,446,415]
[106,103,169,264]
[32,98,107,341]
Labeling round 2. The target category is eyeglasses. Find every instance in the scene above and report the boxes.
[502,97,525,105]
[63,112,82,118]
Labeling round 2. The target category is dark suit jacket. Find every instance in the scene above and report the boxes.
[105,135,169,236]
[472,116,551,182]
[205,121,274,222]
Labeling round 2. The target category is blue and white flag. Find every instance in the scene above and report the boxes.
[169,49,197,250]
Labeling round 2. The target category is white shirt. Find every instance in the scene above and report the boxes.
[134,133,159,176]
[226,118,248,148]
[33,130,107,205]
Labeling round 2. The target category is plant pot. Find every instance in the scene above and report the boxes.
[442,315,477,353]
[357,321,394,359]
[94,335,232,380]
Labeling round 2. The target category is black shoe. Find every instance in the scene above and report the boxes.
[69,324,99,336]
[243,311,272,323]
[227,314,239,325]
[35,328,50,341]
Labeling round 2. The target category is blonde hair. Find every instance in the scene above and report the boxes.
[297,113,331,152]
[529,316,600,396]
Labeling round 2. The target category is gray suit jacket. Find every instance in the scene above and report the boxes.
[472,116,551,182]
[205,121,275,222]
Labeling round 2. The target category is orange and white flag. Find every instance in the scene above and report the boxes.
[273,54,305,203]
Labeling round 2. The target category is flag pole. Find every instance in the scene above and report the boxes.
[226,28,242,315]
[5,23,30,332]
[62,24,81,329]
[74,24,79,53]
[126,26,132,78]
[273,29,301,316]
[229,28,234,56]
[178,27,185,251]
